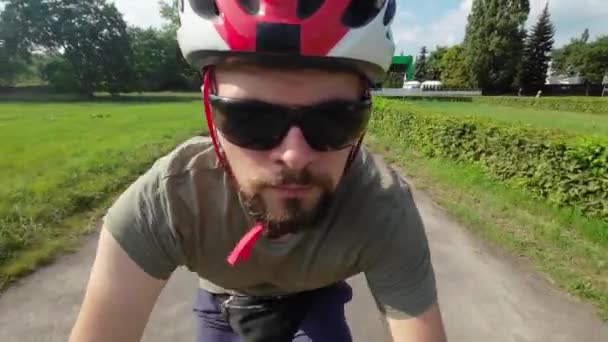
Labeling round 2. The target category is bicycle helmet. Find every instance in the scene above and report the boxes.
[177,0,397,83]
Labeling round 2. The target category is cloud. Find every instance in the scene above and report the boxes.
[111,0,164,29]
[393,0,472,54]
[392,0,608,55]
[528,0,608,46]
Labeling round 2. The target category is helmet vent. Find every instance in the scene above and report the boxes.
[342,0,385,28]
[383,0,396,25]
[297,0,325,20]
[189,0,220,19]
[237,0,260,15]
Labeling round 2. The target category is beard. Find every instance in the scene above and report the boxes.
[238,168,335,239]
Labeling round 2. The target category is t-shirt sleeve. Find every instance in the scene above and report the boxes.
[363,181,438,320]
[102,158,185,280]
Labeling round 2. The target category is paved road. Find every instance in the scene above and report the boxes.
[1,171,607,341]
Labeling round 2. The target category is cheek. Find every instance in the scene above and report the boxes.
[217,134,268,185]
[321,149,352,185]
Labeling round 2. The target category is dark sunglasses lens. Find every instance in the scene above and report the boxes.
[210,96,371,151]
[210,98,287,150]
[302,102,371,151]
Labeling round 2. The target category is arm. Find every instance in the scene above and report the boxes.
[360,170,446,341]
[385,302,447,342]
[69,226,168,342]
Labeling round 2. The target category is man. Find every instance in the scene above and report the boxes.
[69,0,447,341]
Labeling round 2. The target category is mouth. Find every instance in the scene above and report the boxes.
[269,185,314,198]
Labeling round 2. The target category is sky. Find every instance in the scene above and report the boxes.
[111,0,608,55]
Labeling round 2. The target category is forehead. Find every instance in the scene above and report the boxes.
[213,64,363,106]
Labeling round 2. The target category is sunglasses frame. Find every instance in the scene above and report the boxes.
[207,94,373,152]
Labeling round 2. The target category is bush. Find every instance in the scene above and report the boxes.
[40,58,80,93]
[370,99,608,220]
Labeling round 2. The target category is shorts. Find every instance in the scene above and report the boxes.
[193,281,354,342]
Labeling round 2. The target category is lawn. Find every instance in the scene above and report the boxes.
[0,97,204,287]
[389,98,608,137]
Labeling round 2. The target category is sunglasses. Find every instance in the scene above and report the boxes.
[208,94,372,151]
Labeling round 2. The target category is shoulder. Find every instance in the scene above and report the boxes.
[154,135,217,180]
[101,136,217,279]
[340,145,425,257]
[130,135,220,236]
[347,146,414,215]
[109,135,216,207]
[101,136,218,279]
[329,146,419,254]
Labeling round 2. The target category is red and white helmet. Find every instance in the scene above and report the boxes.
[177,0,397,83]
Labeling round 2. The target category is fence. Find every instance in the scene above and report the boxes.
[540,84,605,97]
[372,88,482,98]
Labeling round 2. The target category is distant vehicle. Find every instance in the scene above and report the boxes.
[421,80,443,90]
[402,81,421,89]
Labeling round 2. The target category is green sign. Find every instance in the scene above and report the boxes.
[391,55,414,81]
[381,55,414,88]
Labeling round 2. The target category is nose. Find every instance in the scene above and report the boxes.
[271,126,316,169]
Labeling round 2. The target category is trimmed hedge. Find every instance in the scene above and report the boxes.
[375,95,608,114]
[371,99,608,220]
[476,97,608,115]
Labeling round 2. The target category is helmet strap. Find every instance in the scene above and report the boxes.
[343,80,372,174]
[344,133,365,173]
[202,66,236,182]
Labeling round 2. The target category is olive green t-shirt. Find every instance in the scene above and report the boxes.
[103,136,437,319]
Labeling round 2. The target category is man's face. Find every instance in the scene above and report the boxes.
[211,65,364,237]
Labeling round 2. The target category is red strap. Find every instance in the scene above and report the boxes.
[202,68,224,167]
[227,223,265,266]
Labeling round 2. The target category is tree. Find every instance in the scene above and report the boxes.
[440,45,473,89]
[553,43,586,77]
[553,35,608,85]
[552,28,593,77]
[156,0,199,89]
[128,26,198,91]
[414,46,429,81]
[0,0,135,95]
[159,0,180,33]
[577,36,608,84]
[0,44,29,86]
[128,27,167,91]
[0,0,54,58]
[581,28,590,44]
[463,0,530,93]
[426,46,448,81]
[519,2,555,94]
[0,0,47,85]
[39,55,80,92]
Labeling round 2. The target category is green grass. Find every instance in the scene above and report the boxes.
[0,98,204,288]
[477,96,608,115]
[0,91,201,103]
[366,133,608,320]
[389,98,608,137]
